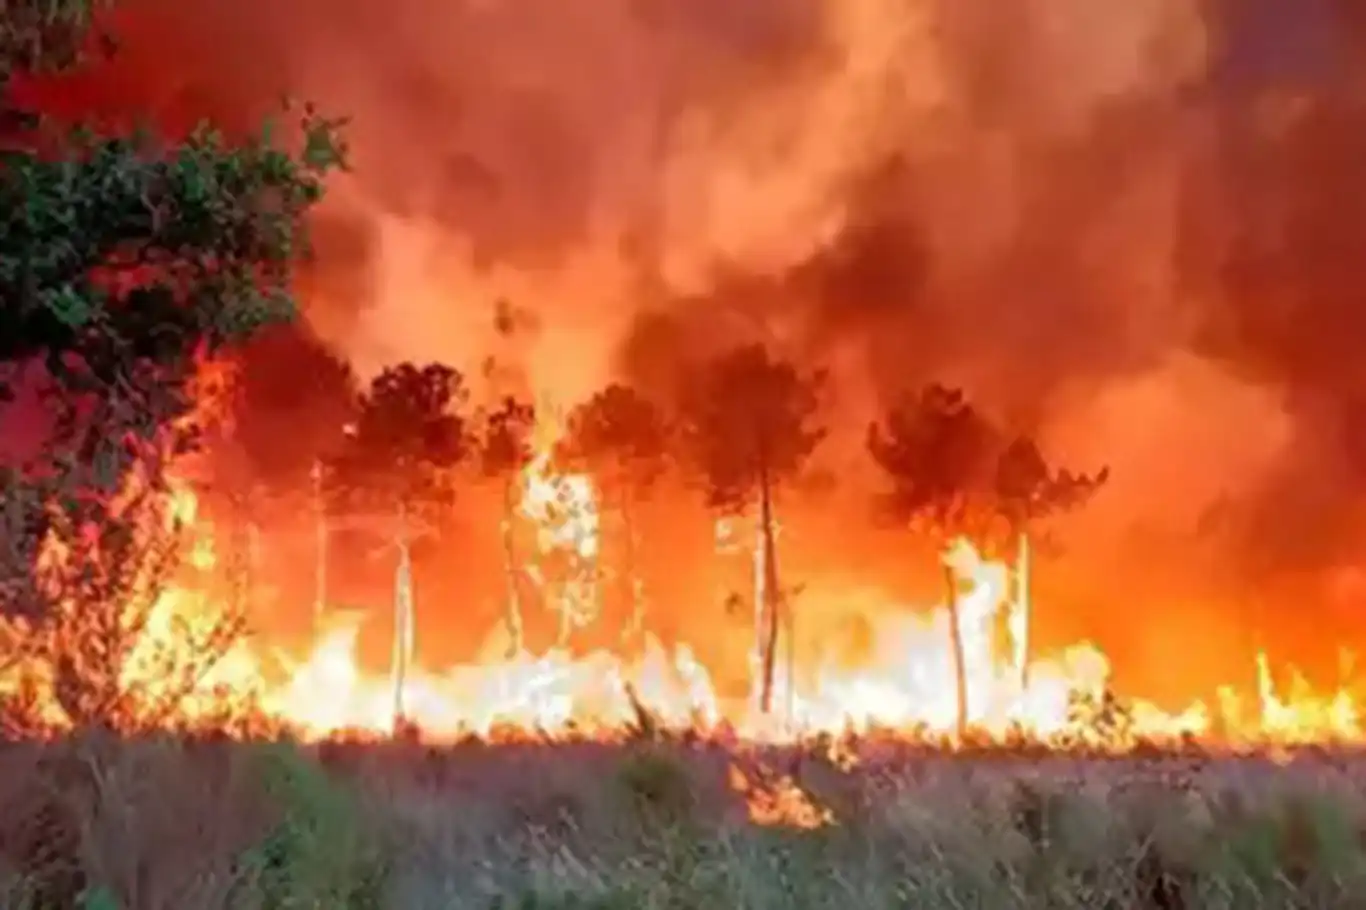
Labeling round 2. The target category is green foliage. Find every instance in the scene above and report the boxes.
[239,744,390,909]
[79,883,120,910]
[0,113,346,399]
[17,741,1366,909]
[0,0,346,676]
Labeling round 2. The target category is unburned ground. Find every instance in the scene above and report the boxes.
[1,734,1365,908]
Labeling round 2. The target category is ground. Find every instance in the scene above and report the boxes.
[1,734,1364,908]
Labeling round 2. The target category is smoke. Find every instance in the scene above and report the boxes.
[29,0,1366,625]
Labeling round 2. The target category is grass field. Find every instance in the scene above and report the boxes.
[3,733,1366,909]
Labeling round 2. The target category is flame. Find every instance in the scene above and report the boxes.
[4,404,1366,751]
[728,763,833,829]
[517,410,601,638]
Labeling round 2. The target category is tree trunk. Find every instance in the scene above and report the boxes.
[944,561,969,741]
[784,582,797,721]
[312,460,327,626]
[758,470,782,715]
[391,504,415,731]
[1014,529,1031,694]
[500,478,525,657]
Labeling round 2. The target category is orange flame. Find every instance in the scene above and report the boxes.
[3,410,1363,749]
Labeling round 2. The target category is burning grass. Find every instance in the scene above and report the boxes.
[6,735,1366,908]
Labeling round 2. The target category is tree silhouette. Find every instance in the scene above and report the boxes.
[993,436,1108,691]
[325,362,469,727]
[868,383,999,739]
[0,0,343,712]
[681,344,825,715]
[477,395,537,656]
[557,382,671,647]
[209,326,360,622]
[226,325,359,492]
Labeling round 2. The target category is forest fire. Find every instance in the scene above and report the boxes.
[6,0,1366,760]
[16,2,1366,904]
[2,433,1359,751]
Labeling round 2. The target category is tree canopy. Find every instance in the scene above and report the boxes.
[680,343,826,513]
[993,435,1109,534]
[867,383,1001,537]
[479,395,537,483]
[326,362,470,524]
[0,0,346,663]
[224,325,358,494]
[1,0,346,469]
[868,383,1108,545]
[557,382,670,501]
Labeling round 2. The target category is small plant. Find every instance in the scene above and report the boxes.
[1065,684,1135,747]
[237,743,391,909]
[80,884,121,910]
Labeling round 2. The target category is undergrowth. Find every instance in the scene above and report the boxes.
[2,737,1366,907]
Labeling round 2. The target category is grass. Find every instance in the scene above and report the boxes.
[4,734,1366,908]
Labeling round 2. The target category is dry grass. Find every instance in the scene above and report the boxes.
[3,735,1366,908]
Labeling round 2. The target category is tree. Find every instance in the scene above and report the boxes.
[225,325,359,490]
[868,383,1000,740]
[477,394,536,656]
[222,325,359,622]
[557,382,671,648]
[993,436,1108,692]
[0,92,344,471]
[0,435,246,733]
[325,362,469,727]
[680,344,825,715]
[0,0,344,729]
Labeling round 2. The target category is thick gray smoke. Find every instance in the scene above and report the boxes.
[72,0,1366,626]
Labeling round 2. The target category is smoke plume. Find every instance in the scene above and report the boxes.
[25,0,1366,662]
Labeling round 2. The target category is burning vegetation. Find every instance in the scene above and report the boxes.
[2,0,1366,754]
[0,333,1356,750]
[13,0,1366,906]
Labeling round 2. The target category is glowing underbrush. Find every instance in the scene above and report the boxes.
[5,734,1366,909]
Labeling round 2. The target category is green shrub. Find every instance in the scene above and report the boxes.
[236,744,390,909]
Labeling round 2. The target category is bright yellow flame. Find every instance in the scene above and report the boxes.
[4,429,1364,749]
[517,411,601,639]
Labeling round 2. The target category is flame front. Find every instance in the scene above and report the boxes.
[3,422,1362,750]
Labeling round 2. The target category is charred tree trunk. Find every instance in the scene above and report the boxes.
[312,460,327,626]
[784,581,797,721]
[500,477,525,657]
[391,503,415,731]
[944,560,969,740]
[758,467,782,715]
[1014,529,1032,694]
